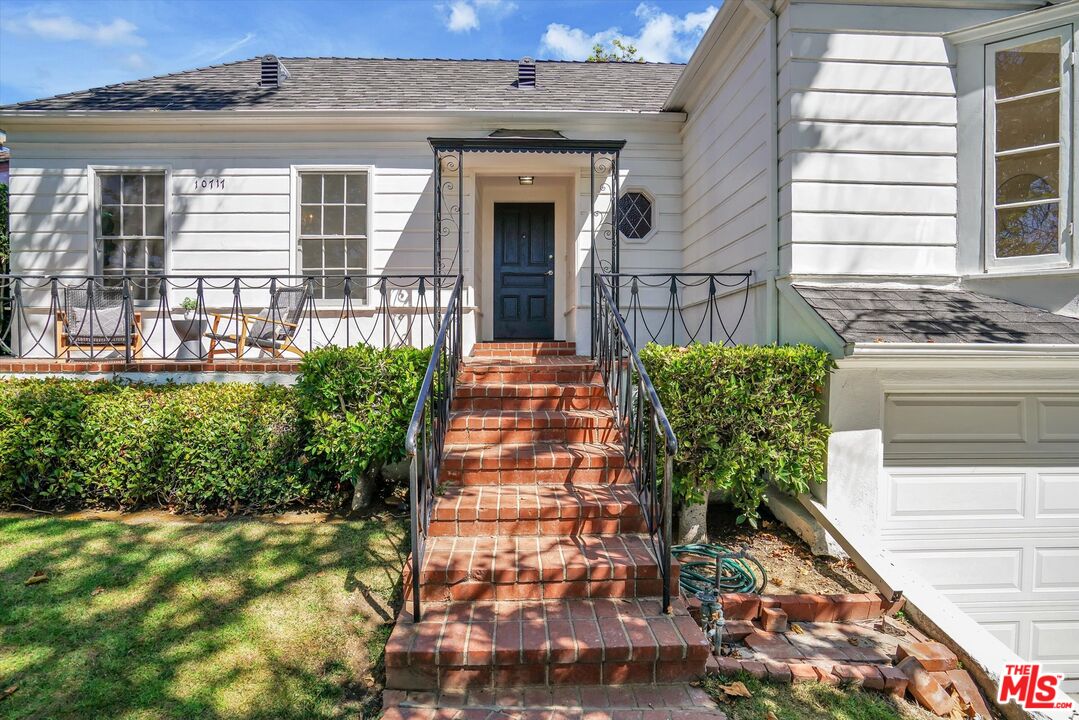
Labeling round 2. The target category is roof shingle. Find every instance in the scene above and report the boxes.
[793,285,1079,345]
[1,57,685,113]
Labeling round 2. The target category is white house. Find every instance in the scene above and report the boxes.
[1,0,1077,694]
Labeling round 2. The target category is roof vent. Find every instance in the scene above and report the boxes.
[260,55,290,87]
[517,57,536,88]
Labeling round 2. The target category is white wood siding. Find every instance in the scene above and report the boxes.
[777,2,1019,278]
[679,11,772,344]
[6,119,684,347]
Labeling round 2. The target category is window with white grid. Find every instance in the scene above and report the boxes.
[96,172,166,300]
[299,172,369,300]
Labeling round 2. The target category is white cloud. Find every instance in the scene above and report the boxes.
[539,3,718,63]
[123,53,148,71]
[3,13,146,46]
[209,32,257,61]
[440,0,515,33]
[446,1,479,32]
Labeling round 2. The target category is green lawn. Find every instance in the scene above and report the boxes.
[0,515,408,720]
[703,672,942,720]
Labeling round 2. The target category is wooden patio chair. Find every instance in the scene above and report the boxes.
[55,286,143,359]
[205,286,309,361]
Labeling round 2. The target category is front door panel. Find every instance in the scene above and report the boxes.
[494,203,554,340]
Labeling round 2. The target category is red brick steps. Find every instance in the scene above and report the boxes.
[471,341,578,358]
[446,410,618,445]
[383,683,726,720]
[459,357,600,385]
[386,340,711,699]
[429,485,646,537]
[408,536,678,602]
[442,442,631,486]
[456,383,608,412]
[385,599,709,691]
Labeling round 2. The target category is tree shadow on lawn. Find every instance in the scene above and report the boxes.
[0,515,408,720]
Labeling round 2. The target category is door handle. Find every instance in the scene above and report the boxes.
[545,270,554,276]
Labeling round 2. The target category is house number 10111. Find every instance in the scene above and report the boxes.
[192,178,225,190]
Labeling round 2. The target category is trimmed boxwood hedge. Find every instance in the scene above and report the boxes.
[639,343,834,525]
[0,345,430,513]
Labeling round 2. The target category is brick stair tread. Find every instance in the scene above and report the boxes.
[457,383,604,398]
[387,598,709,668]
[462,356,594,367]
[449,410,616,430]
[443,442,625,469]
[384,684,724,716]
[417,535,671,585]
[433,485,641,523]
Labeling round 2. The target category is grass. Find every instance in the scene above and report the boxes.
[702,672,942,720]
[0,515,408,720]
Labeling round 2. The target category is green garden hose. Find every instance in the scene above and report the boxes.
[672,543,768,596]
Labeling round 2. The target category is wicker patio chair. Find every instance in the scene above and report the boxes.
[205,285,309,360]
[55,286,143,358]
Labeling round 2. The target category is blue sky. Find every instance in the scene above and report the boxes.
[0,0,719,105]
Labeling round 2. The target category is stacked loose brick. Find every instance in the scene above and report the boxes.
[386,342,711,693]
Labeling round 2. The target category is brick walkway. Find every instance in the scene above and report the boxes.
[385,342,722,717]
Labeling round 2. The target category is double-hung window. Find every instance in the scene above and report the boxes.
[96,171,167,299]
[298,171,369,300]
[986,27,1073,267]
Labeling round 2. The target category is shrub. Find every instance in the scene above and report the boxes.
[639,343,834,525]
[293,345,432,497]
[0,379,306,512]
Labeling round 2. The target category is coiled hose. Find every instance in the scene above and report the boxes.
[672,543,768,595]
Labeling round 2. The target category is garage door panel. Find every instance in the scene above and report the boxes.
[885,395,1027,447]
[1038,398,1079,443]
[886,468,1024,521]
[1033,547,1079,591]
[1031,621,1079,677]
[979,620,1021,653]
[1037,472,1079,517]
[887,547,1023,595]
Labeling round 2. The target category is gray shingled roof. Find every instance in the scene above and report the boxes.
[0,57,685,113]
[793,285,1079,345]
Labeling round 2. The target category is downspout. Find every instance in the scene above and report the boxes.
[744,0,781,344]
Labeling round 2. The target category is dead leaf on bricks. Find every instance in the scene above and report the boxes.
[789,623,805,635]
[1,686,17,701]
[716,681,753,700]
[24,570,48,586]
[948,690,975,719]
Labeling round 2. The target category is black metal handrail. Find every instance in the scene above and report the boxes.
[0,273,452,360]
[405,275,463,622]
[594,273,679,612]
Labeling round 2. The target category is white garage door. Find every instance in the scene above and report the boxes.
[880,392,1079,692]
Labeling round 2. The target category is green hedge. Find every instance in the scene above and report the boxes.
[639,343,834,525]
[0,345,430,512]
[293,344,431,493]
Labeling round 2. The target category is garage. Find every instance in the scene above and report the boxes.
[879,391,1079,691]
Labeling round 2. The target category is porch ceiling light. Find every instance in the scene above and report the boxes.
[518,176,534,185]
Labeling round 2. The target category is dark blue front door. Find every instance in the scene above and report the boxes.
[493,203,555,340]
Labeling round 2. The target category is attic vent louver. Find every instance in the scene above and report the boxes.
[517,57,536,88]
[260,55,290,87]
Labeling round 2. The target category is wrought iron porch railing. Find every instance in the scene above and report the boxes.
[0,273,452,361]
[593,273,679,612]
[405,274,463,622]
[597,272,752,348]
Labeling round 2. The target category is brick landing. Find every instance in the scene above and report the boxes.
[383,684,727,720]
[386,342,717,715]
